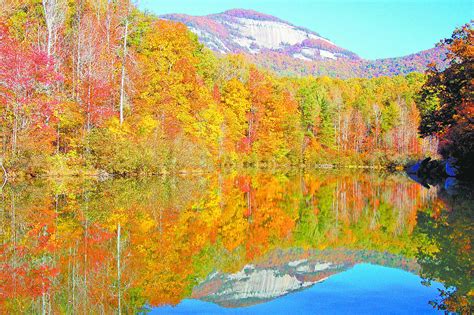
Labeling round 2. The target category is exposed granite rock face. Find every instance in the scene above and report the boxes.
[191,258,349,307]
[161,9,358,61]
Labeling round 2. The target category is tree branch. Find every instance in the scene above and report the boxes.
[0,160,7,190]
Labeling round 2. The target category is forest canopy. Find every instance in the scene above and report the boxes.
[0,1,443,177]
[417,22,473,170]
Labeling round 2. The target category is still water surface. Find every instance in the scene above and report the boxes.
[0,171,471,313]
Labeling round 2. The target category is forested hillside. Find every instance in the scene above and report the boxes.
[0,1,438,177]
[248,47,447,79]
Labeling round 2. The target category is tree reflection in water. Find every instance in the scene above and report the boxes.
[0,171,469,313]
[415,178,473,314]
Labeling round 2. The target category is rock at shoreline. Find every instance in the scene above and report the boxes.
[406,157,470,188]
[445,158,460,177]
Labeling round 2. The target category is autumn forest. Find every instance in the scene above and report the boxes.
[4,0,469,178]
[0,0,473,314]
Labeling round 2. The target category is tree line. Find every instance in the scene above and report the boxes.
[0,1,454,177]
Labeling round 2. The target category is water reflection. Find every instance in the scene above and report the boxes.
[157,263,444,315]
[0,171,470,313]
[415,179,473,313]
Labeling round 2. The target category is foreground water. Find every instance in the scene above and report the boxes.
[0,170,471,313]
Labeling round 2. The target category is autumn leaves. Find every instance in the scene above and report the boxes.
[0,1,441,176]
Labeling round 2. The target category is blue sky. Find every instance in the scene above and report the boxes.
[139,0,472,60]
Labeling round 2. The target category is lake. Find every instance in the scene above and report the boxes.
[0,170,471,313]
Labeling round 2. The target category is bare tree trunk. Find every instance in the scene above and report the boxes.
[56,120,60,154]
[10,192,16,298]
[119,3,130,125]
[76,23,81,101]
[373,104,381,149]
[72,245,76,311]
[11,103,18,156]
[117,223,122,314]
[75,0,83,102]
[42,0,65,60]
[87,61,92,131]
[83,216,88,308]
[42,0,53,57]
[0,159,7,189]
[42,290,46,315]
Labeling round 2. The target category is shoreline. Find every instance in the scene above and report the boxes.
[0,163,408,183]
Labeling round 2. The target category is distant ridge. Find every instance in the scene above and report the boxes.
[217,9,287,23]
[162,9,447,78]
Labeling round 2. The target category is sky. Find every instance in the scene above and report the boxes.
[139,0,472,60]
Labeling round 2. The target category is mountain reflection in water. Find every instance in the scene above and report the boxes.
[0,171,471,313]
[156,263,445,315]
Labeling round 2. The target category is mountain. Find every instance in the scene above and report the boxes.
[161,9,447,78]
[191,249,419,308]
[191,254,350,308]
[161,9,360,62]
